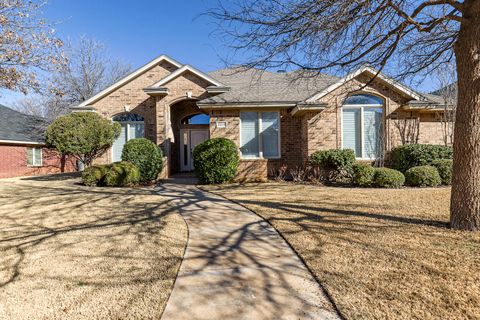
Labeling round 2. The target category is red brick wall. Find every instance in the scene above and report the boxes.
[0,145,76,179]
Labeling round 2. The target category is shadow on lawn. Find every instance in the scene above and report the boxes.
[0,179,185,293]
[156,183,341,319]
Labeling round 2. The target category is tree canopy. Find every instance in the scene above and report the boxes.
[45,112,121,166]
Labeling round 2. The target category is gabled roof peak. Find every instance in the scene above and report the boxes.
[77,54,183,107]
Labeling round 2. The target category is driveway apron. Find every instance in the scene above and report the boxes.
[159,183,339,320]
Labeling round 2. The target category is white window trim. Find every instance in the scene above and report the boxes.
[111,120,145,162]
[239,111,281,160]
[27,147,42,167]
[341,103,383,160]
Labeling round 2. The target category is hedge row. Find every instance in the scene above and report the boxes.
[352,162,452,188]
[392,144,453,172]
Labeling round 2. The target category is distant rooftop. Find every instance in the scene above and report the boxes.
[0,105,48,143]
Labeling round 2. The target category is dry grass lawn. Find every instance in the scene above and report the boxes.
[0,174,187,320]
[203,183,480,320]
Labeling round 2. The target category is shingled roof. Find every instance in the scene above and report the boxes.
[199,68,340,105]
[0,105,48,144]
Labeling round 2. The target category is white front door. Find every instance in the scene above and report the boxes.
[180,129,209,171]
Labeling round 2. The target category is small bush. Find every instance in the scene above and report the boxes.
[392,144,453,172]
[310,149,356,181]
[104,161,140,187]
[193,138,239,184]
[121,138,164,182]
[352,163,375,187]
[405,165,442,187]
[373,168,405,188]
[82,164,110,186]
[431,159,453,185]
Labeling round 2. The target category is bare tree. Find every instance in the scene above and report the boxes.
[47,37,132,112]
[0,0,64,94]
[13,37,132,120]
[393,116,420,145]
[209,0,480,231]
[433,63,457,146]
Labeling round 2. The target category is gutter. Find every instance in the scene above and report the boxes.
[0,139,45,146]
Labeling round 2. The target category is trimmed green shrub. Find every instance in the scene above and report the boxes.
[373,168,405,188]
[82,164,110,186]
[193,138,239,184]
[352,163,375,187]
[310,149,356,181]
[121,138,164,182]
[46,112,121,167]
[431,159,453,185]
[392,144,453,172]
[405,165,442,187]
[104,161,140,187]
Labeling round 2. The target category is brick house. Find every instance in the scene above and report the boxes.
[73,54,448,180]
[0,105,76,178]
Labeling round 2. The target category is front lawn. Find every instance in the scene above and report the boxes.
[0,174,187,320]
[203,183,480,320]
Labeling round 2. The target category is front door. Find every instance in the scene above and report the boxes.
[180,129,209,171]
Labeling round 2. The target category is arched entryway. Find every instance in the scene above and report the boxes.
[169,100,210,173]
[111,113,145,162]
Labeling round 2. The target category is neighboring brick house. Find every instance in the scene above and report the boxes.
[0,105,76,178]
[73,54,449,180]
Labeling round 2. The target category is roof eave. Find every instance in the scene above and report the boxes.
[143,87,169,96]
[197,102,298,109]
[291,104,327,117]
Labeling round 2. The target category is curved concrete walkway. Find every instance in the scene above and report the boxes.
[158,183,340,320]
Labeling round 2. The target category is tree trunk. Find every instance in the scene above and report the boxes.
[451,1,480,231]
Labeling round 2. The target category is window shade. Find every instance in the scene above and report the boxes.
[112,124,127,162]
[240,112,260,158]
[27,148,33,165]
[261,112,279,158]
[34,148,42,166]
[342,109,362,157]
[364,108,382,159]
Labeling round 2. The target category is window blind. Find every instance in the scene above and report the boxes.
[342,109,362,157]
[240,112,260,158]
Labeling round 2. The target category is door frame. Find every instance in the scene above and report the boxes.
[180,128,210,172]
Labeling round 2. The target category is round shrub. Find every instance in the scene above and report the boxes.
[104,161,140,187]
[121,138,164,182]
[193,138,239,184]
[405,165,441,187]
[392,144,453,172]
[431,159,453,185]
[352,163,375,187]
[310,149,356,182]
[373,168,405,188]
[82,164,110,186]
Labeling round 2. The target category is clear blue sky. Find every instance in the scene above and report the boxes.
[0,0,438,105]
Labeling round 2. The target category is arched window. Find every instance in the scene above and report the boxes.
[342,94,383,159]
[112,113,145,162]
[181,113,210,125]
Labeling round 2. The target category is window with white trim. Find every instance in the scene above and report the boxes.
[27,147,42,166]
[240,111,280,159]
[342,94,383,159]
[112,113,145,162]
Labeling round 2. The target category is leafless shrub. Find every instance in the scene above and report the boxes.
[307,166,323,184]
[290,166,309,183]
[269,164,288,182]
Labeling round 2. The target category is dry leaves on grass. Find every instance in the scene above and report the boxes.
[0,175,187,320]
[204,183,480,320]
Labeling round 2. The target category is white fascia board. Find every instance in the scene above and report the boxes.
[152,64,225,88]
[78,54,183,107]
[305,66,422,103]
[0,139,45,146]
[197,102,296,109]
